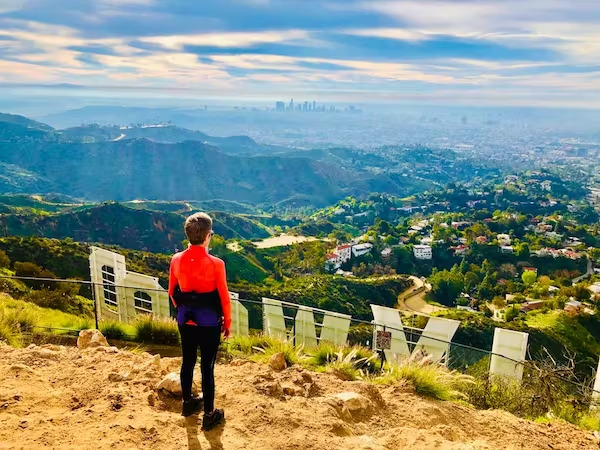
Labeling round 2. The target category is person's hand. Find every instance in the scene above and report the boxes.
[221,322,231,339]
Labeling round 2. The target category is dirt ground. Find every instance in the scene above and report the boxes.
[252,234,323,249]
[0,342,598,450]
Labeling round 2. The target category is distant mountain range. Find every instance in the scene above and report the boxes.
[0,112,501,208]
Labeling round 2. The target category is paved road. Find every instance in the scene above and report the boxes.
[572,259,594,284]
[397,275,445,316]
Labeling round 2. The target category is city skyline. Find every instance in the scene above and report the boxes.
[1,1,600,108]
[274,99,357,113]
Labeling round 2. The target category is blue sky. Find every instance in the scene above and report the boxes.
[1,0,600,107]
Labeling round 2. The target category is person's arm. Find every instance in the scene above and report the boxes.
[216,259,232,334]
[168,255,178,308]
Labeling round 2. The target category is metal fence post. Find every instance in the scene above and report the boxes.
[379,325,387,373]
[91,281,99,330]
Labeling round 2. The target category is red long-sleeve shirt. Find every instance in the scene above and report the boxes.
[168,245,232,329]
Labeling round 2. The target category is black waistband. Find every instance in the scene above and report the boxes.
[173,285,222,313]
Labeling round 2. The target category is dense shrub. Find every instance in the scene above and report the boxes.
[100,320,132,340]
[0,303,38,347]
[0,271,29,298]
[375,361,475,401]
[21,286,94,317]
[134,315,180,346]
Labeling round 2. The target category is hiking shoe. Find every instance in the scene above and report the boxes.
[202,409,225,430]
[181,395,203,417]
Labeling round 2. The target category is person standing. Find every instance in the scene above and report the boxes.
[168,212,231,430]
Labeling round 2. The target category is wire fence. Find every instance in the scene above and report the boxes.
[2,273,599,404]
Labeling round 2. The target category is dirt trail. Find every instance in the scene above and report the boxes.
[0,342,597,450]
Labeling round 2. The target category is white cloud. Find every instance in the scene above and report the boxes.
[354,0,600,64]
[138,30,310,50]
[96,0,155,5]
[3,7,600,108]
[341,27,428,41]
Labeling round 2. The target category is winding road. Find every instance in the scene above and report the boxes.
[397,275,445,316]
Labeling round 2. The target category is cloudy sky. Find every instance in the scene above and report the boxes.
[2,0,600,107]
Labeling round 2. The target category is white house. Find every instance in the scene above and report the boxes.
[352,242,373,258]
[335,244,352,263]
[564,300,583,313]
[89,246,170,324]
[588,283,600,296]
[497,234,511,246]
[381,247,393,259]
[420,236,433,245]
[500,245,514,254]
[325,243,361,270]
[325,253,341,270]
[413,244,432,260]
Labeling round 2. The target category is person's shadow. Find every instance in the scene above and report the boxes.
[185,416,225,450]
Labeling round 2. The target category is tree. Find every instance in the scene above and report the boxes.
[14,261,57,290]
[464,271,479,292]
[538,275,552,286]
[515,243,530,259]
[573,284,591,301]
[353,262,370,277]
[384,235,399,245]
[492,296,507,309]
[480,259,493,277]
[429,269,464,306]
[466,222,489,241]
[522,271,537,286]
[374,219,392,235]
[477,274,495,300]
[0,250,10,269]
[456,296,469,306]
[504,305,520,322]
[458,258,469,274]
[499,263,517,279]
[433,225,454,243]
[392,246,415,274]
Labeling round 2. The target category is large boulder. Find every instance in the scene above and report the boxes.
[77,329,109,349]
[155,372,199,397]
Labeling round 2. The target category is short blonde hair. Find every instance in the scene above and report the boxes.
[184,212,212,245]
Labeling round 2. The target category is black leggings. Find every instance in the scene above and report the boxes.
[179,325,221,413]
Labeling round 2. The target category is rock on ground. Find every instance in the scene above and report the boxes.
[155,372,199,397]
[77,329,109,349]
[268,352,287,371]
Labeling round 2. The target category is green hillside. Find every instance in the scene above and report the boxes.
[1,202,271,253]
[0,163,54,194]
[0,113,54,131]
